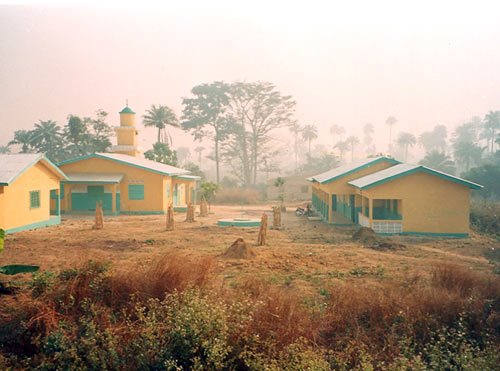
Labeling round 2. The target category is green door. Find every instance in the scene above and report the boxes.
[72,185,112,211]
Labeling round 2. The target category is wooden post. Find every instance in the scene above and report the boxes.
[93,201,104,230]
[257,213,268,246]
[185,202,195,223]
[166,204,175,231]
[199,199,208,217]
[272,206,281,229]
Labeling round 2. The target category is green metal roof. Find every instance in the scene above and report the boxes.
[119,106,135,114]
[348,163,483,190]
[310,157,400,184]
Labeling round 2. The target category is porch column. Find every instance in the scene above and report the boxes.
[328,193,333,223]
[368,198,373,226]
[186,183,191,204]
[111,184,117,213]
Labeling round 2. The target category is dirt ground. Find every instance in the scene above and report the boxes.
[1,205,499,297]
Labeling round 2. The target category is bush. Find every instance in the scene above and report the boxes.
[214,187,261,204]
[470,199,500,238]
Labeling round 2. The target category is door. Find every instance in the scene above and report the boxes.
[350,195,355,222]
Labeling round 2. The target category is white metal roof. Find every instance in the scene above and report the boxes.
[65,173,125,183]
[348,163,483,190]
[0,153,67,185]
[310,157,399,184]
[97,153,190,176]
[59,152,191,176]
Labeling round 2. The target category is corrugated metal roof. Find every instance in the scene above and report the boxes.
[65,173,124,183]
[310,157,399,184]
[0,154,67,185]
[59,153,191,177]
[348,163,483,190]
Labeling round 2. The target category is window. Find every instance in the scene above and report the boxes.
[30,190,40,209]
[128,184,144,200]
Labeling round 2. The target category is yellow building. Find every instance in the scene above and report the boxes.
[0,154,67,233]
[58,104,199,215]
[309,158,482,237]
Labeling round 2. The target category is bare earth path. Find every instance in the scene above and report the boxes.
[1,205,498,296]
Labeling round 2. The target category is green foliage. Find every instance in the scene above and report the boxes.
[144,142,178,166]
[470,199,500,238]
[199,181,218,204]
[420,150,456,174]
[0,229,4,253]
[463,162,500,199]
[182,162,205,181]
[142,104,179,144]
[7,110,113,162]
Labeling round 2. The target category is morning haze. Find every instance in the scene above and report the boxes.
[1,2,499,168]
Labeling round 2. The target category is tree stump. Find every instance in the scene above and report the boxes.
[257,213,268,246]
[185,202,195,223]
[93,202,104,230]
[199,199,208,217]
[272,206,282,229]
[166,204,175,231]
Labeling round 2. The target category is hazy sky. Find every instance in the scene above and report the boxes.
[1,1,500,154]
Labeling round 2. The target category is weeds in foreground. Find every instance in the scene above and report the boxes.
[0,257,499,370]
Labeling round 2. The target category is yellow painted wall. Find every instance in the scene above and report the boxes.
[0,162,61,231]
[59,157,167,213]
[120,113,135,127]
[314,160,396,195]
[360,172,470,234]
[117,129,138,147]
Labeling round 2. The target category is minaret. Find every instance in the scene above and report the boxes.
[111,102,140,157]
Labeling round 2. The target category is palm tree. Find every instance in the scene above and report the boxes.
[302,124,318,157]
[143,104,179,144]
[482,111,500,153]
[329,124,345,148]
[346,136,360,161]
[419,151,456,174]
[195,146,205,166]
[335,140,349,161]
[453,141,484,172]
[363,123,374,145]
[289,122,303,171]
[9,130,34,153]
[31,120,63,161]
[385,116,397,154]
[397,132,416,161]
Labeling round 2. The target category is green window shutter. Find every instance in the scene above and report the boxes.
[30,190,41,209]
[128,184,144,200]
[60,183,65,199]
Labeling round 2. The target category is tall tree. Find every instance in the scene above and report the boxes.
[482,110,500,154]
[346,135,360,161]
[385,116,397,154]
[453,141,484,172]
[8,130,34,153]
[289,121,302,172]
[195,146,205,166]
[143,104,179,144]
[182,82,232,184]
[30,120,64,161]
[397,132,416,161]
[419,151,456,174]
[330,124,345,148]
[302,124,318,157]
[144,142,178,166]
[227,81,296,185]
[335,140,349,161]
[418,125,448,152]
[362,123,374,145]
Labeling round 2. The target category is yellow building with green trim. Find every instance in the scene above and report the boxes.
[309,157,482,237]
[58,105,199,215]
[0,154,67,233]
